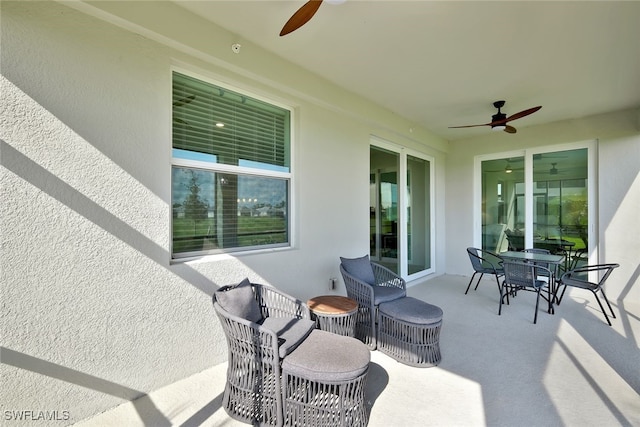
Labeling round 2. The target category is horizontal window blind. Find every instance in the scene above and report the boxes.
[173,72,290,170]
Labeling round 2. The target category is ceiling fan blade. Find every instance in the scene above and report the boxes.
[449,102,540,131]
[505,106,542,123]
[448,123,492,129]
[280,0,323,36]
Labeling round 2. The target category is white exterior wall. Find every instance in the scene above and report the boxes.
[445,109,640,302]
[1,2,447,424]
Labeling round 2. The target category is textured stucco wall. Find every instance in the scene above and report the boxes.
[0,1,447,424]
[0,2,226,423]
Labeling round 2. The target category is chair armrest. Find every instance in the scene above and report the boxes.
[561,263,619,286]
[340,264,376,305]
[213,302,281,362]
[253,283,311,320]
[371,262,406,290]
[480,250,504,272]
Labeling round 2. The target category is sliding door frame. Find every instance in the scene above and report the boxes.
[474,139,598,263]
[371,136,436,281]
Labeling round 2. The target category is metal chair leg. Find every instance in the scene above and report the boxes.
[591,289,616,326]
[465,272,484,294]
[493,273,502,293]
[473,273,484,291]
[599,289,616,319]
[556,284,567,305]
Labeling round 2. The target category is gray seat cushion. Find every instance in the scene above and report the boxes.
[373,285,406,304]
[379,297,443,324]
[340,255,376,285]
[215,278,263,323]
[260,317,316,358]
[282,330,370,382]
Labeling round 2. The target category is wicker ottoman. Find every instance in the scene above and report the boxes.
[377,297,443,367]
[281,329,370,427]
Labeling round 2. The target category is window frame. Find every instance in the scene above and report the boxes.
[170,68,295,260]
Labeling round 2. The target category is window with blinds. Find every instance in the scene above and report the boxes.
[171,71,291,258]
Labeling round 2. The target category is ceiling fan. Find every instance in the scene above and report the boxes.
[280,0,346,36]
[449,100,542,134]
[485,161,523,173]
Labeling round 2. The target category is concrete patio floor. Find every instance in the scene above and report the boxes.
[77,274,640,426]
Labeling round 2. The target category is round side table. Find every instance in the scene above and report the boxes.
[307,295,358,337]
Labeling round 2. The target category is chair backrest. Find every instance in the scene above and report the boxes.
[340,255,376,285]
[214,279,264,323]
[523,248,550,254]
[503,260,553,287]
[502,260,537,287]
[504,230,525,251]
[522,248,551,270]
[467,247,502,272]
[213,281,309,322]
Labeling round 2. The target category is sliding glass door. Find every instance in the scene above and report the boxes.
[407,155,431,275]
[481,156,524,252]
[479,144,593,265]
[370,140,433,279]
[370,147,399,272]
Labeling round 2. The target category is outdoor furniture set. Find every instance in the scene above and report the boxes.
[466,246,620,325]
[213,255,445,426]
[339,255,444,368]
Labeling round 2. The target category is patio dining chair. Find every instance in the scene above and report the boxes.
[339,255,406,349]
[500,259,554,324]
[556,263,620,326]
[523,248,553,282]
[465,247,504,295]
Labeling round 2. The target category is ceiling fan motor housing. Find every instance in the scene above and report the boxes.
[491,100,506,128]
[492,112,506,123]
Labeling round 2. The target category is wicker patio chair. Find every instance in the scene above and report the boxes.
[556,263,620,326]
[465,247,504,294]
[213,279,315,427]
[339,255,406,350]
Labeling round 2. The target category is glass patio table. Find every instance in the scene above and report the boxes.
[499,250,566,309]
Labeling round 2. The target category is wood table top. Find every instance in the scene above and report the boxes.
[307,295,358,315]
